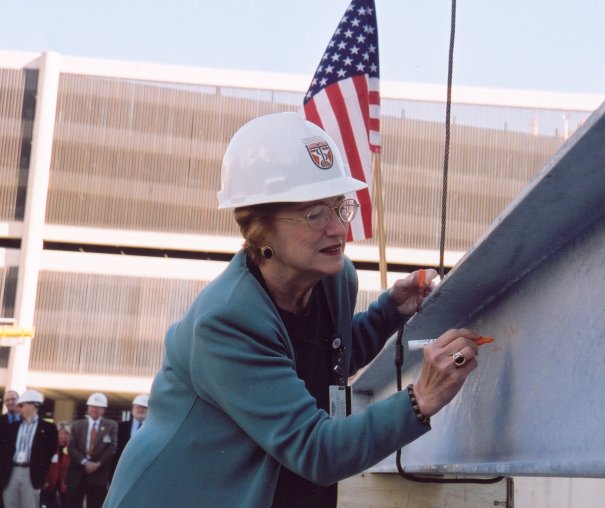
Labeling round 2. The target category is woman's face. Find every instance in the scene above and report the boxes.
[265,196,350,283]
[58,429,70,446]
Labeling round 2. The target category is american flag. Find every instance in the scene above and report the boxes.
[303,0,380,241]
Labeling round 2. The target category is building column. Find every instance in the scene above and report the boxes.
[6,52,61,393]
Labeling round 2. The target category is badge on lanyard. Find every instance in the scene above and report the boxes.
[329,385,351,419]
[16,451,27,463]
[329,335,351,419]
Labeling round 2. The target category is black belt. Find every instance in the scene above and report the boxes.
[13,463,30,467]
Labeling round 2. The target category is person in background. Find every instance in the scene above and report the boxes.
[0,390,15,508]
[0,387,22,508]
[105,112,481,508]
[1,391,21,425]
[115,394,148,468]
[41,422,71,508]
[65,393,116,508]
[0,389,58,508]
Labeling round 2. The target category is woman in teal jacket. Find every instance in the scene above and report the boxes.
[105,113,480,508]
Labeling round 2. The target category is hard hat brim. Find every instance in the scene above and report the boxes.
[218,175,367,209]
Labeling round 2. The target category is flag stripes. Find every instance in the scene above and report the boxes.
[302,0,380,241]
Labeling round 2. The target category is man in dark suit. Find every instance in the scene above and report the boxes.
[0,389,21,508]
[0,389,58,508]
[115,394,148,467]
[65,393,117,508]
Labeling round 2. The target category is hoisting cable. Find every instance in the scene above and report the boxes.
[438,0,456,280]
[394,0,503,484]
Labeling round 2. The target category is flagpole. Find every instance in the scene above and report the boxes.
[372,152,388,289]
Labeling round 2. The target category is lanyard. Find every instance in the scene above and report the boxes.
[15,418,37,463]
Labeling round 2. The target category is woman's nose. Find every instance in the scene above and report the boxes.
[325,208,348,234]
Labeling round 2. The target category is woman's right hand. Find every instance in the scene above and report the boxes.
[411,328,480,418]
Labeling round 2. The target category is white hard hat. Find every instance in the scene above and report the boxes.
[17,389,44,405]
[132,394,149,408]
[86,392,108,408]
[217,112,367,209]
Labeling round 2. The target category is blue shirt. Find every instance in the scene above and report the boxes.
[13,416,38,464]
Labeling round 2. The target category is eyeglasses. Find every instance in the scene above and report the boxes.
[275,199,359,231]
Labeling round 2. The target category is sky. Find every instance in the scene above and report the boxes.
[1,0,604,96]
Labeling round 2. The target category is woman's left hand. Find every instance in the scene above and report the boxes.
[388,269,438,317]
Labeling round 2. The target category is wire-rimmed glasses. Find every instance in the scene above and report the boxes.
[274,199,359,231]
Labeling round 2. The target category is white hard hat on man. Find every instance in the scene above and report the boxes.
[17,389,44,406]
[87,392,108,408]
[217,112,367,209]
[132,394,149,408]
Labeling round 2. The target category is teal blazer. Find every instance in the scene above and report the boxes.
[105,251,429,507]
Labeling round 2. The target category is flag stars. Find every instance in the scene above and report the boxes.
[303,0,380,101]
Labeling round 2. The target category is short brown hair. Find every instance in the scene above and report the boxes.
[233,203,284,265]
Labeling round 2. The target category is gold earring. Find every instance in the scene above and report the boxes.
[260,246,274,259]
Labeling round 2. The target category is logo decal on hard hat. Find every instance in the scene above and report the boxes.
[304,138,333,170]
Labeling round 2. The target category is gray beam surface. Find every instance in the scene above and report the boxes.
[354,101,605,477]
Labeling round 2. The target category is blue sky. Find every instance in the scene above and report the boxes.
[1,0,604,95]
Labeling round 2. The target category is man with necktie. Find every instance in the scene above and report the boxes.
[65,393,117,508]
[115,394,148,471]
[0,389,58,508]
